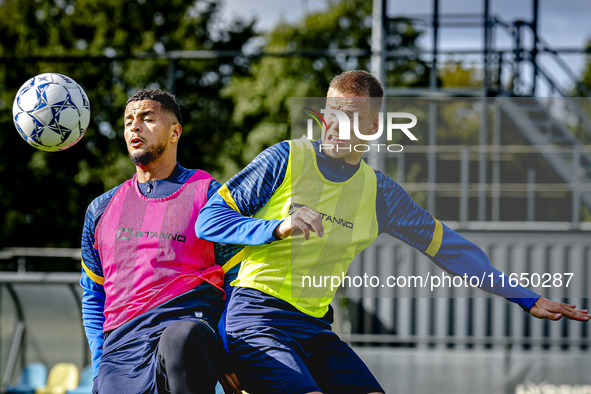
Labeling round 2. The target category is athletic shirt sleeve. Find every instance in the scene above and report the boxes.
[81,188,119,280]
[208,177,245,283]
[375,170,435,250]
[80,270,106,380]
[196,143,292,348]
[375,170,540,311]
[196,141,290,245]
[208,179,221,200]
[80,186,119,379]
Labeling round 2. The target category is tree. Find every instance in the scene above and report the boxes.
[439,60,481,89]
[0,0,255,260]
[217,0,429,181]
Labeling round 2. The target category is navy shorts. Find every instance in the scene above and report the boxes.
[94,285,223,394]
[225,288,384,394]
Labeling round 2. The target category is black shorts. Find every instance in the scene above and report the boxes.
[225,288,384,394]
[94,285,222,394]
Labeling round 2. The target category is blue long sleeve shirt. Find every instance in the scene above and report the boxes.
[195,140,541,322]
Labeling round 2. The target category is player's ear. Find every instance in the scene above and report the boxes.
[170,123,181,143]
[369,114,380,135]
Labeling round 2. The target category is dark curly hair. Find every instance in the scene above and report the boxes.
[126,89,182,125]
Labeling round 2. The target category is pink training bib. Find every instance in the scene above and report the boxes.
[95,170,223,332]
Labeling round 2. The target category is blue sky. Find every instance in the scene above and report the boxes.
[220,0,591,96]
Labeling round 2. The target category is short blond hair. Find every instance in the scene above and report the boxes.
[328,70,384,115]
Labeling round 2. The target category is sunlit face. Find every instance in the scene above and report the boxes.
[124,100,179,167]
[321,89,379,163]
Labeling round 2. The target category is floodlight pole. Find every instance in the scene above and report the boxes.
[371,0,386,91]
[427,0,439,215]
[478,0,490,221]
[483,0,490,93]
[531,0,539,96]
[430,0,439,90]
[370,0,387,172]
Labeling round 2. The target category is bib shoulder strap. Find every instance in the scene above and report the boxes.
[291,136,314,152]
[359,159,378,180]
[185,169,214,184]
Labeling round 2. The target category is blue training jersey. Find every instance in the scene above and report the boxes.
[81,164,241,379]
[195,140,541,332]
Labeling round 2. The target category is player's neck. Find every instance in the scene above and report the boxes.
[328,152,362,166]
[135,157,178,182]
[343,153,362,166]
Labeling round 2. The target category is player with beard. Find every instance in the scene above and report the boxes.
[80,89,241,394]
[196,71,590,394]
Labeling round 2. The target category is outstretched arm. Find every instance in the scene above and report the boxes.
[376,171,589,320]
[530,297,589,321]
[196,142,290,245]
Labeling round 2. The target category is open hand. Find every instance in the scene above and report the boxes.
[275,206,324,240]
[529,297,590,321]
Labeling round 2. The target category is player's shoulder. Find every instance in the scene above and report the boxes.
[260,140,290,158]
[371,168,416,207]
[242,141,290,169]
[371,168,400,191]
[86,183,124,220]
[175,167,219,198]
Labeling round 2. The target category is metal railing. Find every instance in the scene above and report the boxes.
[0,269,84,390]
[382,144,591,225]
[346,231,591,350]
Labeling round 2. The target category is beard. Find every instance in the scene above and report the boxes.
[128,142,166,167]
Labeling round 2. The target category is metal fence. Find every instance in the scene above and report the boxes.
[1,233,590,391]
[384,144,591,225]
[345,231,591,352]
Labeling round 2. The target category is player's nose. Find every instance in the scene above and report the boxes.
[130,118,142,132]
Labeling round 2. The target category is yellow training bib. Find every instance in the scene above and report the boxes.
[232,137,378,317]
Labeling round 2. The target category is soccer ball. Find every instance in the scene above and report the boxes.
[12,73,90,152]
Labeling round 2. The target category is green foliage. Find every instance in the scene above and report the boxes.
[440,61,482,89]
[218,0,429,180]
[0,0,255,250]
[0,0,580,259]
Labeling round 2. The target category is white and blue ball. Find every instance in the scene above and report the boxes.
[12,73,91,152]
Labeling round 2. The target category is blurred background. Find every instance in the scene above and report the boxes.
[0,0,590,393]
